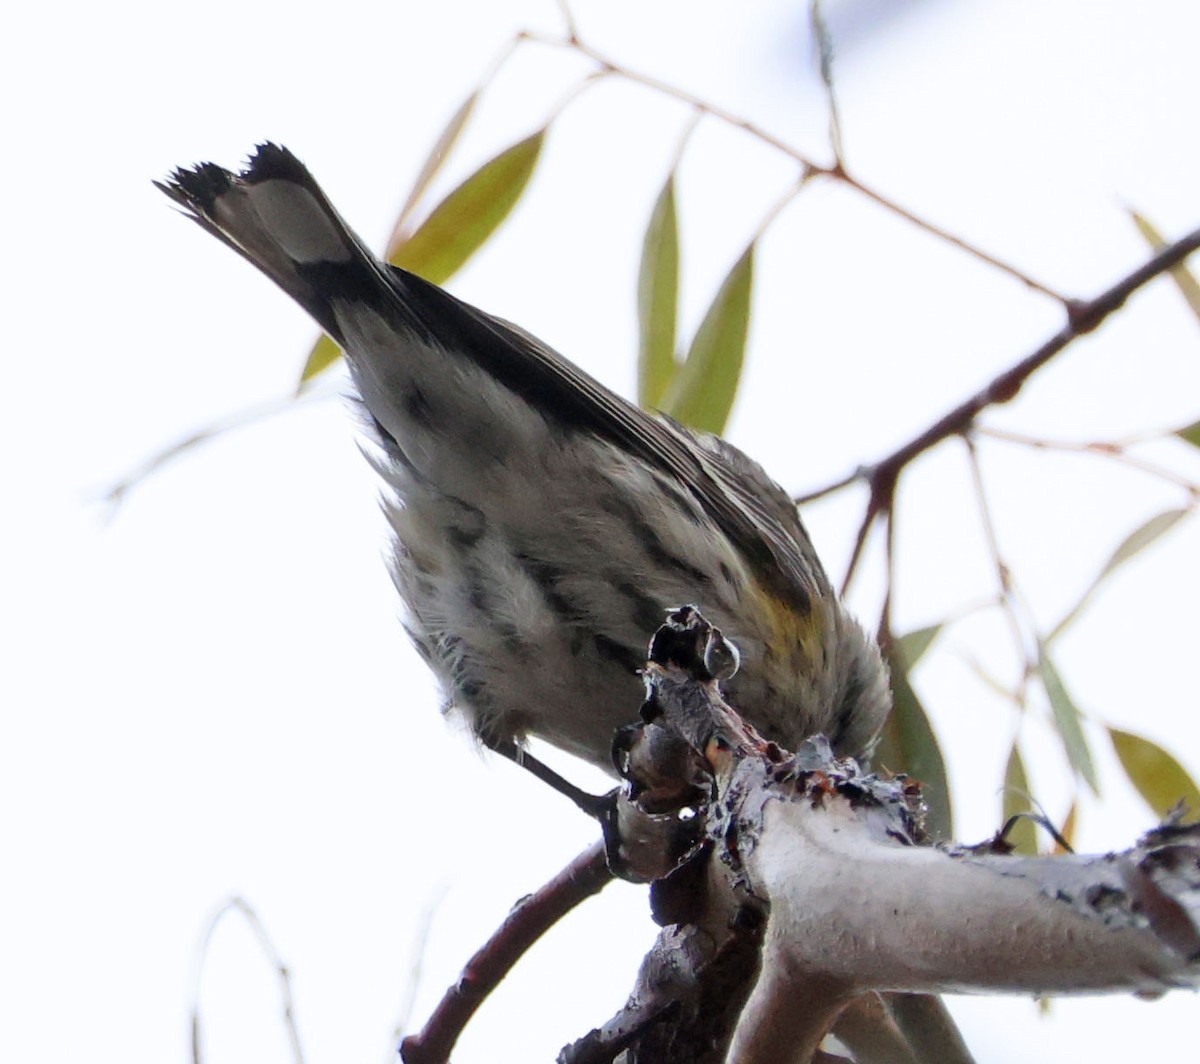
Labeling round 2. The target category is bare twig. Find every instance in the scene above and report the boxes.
[519,26,1060,296]
[400,842,613,1064]
[978,425,1200,498]
[190,896,306,1064]
[963,434,1029,681]
[809,0,845,171]
[801,226,1200,517]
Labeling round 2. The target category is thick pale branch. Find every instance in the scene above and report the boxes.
[745,797,1200,999]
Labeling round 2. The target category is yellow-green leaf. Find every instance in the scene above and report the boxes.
[637,175,680,410]
[299,334,343,386]
[1054,801,1078,854]
[1047,508,1189,642]
[1109,727,1200,821]
[390,129,545,286]
[1038,645,1098,793]
[1175,420,1200,449]
[894,623,942,670]
[297,129,545,386]
[392,90,481,240]
[660,243,754,435]
[875,645,953,839]
[1002,742,1039,855]
[1130,209,1200,326]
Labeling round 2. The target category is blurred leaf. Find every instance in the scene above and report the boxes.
[1109,727,1200,821]
[1054,801,1078,854]
[1037,645,1098,793]
[299,334,343,386]
[637,175,680,409]
[894,623,942,670]
[962,654,1021,704]
[298,129,545,385]
[660,243,754,435]
[1129,209,1200,326]
[1002,742,1039,855]
[1175,420,1200,449]
[1047,508,1189,642]
[390,129,545,285]
[875,645,953,839]
[392,90,481,238]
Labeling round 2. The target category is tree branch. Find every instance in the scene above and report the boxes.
[400,842,613,1064]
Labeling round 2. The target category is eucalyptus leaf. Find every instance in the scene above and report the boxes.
[637,175,680,409]
[1002,742,1039,855]
[298,129,545,385]
[299,334,343,387]
[894,623,943,670]
[1175,420,1200,449]
[389,128,545,286]
[1109,727,1200,821]
[1038,646,1098,793]
[1047,508,1189,642]
[660,243,754,435]
[1129,209,1200,326]
[393,90,481,238]
[875,645,953,839]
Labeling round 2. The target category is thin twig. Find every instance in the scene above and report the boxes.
[518,27,1062,295]
[400,842,613,1064]
[804,225,1200,509]
[835,170,1067,301]
[190,897,306,1064]
[964,434,1029,676]
[978,425,1200,498]
[809,0,845,171]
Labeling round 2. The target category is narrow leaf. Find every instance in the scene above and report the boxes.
[1002,742,1039,855]
[1100,508,1189,577]
[894,623,942,670]
[874,646,953,839]
[637,175,680,409]
[390,129,545,286]
[299,334,343,386]
[1175,420,1200,449]
[1109,727,1200,821]
[661,243,754,435]
[392,90,481,239]
[1054,801,1077,854]
[298,130,545,386]
[1130,209,1200,326]
[1047,508,1189,642]
[1038,645,1098,793]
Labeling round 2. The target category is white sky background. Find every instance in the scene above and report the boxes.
[4,0,1200,1061]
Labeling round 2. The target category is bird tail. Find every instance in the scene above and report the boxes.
[156,142,381,345]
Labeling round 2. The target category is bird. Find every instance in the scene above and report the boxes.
[158,143,890,772]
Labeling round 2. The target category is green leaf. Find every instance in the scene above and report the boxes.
[1175,420,1200,449]
[660,243,754,435]
[1047,508,1189,642]
[297,129,545,385]
[894,623,943,670]
[1037,645,1098,793]
[874,645,953,839]
[390,129,545,286]
[1109,727,1200,821]
[299,334,343,386]
[637,175,680,409]
[1054,800,1077,854]
[392,90,481,239]
[1002,742,1039,855]
[1129,209,1200,326]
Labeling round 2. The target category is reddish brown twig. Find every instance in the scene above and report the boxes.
[803,225,1200,595]
[400,841,613,1064]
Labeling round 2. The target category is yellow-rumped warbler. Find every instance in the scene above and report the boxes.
[159,144,890,770]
